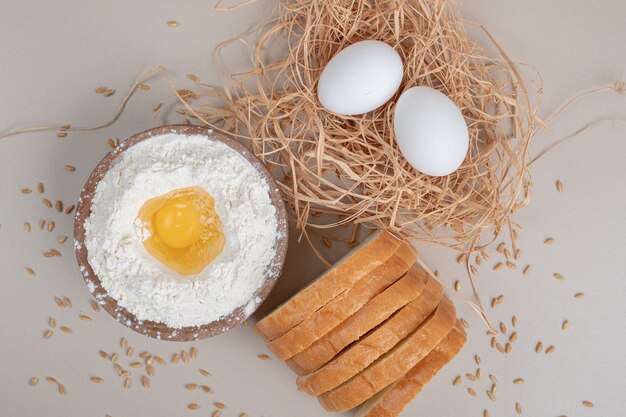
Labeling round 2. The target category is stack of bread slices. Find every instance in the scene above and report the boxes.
[255,230,467,416]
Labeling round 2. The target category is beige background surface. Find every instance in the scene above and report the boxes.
[1,1,625,417]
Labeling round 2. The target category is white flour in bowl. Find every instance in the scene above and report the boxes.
[84,133,278,328]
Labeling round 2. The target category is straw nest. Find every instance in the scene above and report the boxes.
[180,0,538,254]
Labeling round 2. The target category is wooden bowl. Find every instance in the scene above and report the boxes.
[74,125,288,341]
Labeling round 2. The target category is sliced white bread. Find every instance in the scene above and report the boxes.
[317,297,456,412]
[268,242,417,361]
[354,321,467,417]
[296,275,444,396]
[287,268,434,376]
[255,230,401,342]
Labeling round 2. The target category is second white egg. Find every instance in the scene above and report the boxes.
[317,40,404,116]
[393,86,469,177]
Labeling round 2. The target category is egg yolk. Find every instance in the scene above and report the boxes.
[155,199,202,249]
[137,186,225,275]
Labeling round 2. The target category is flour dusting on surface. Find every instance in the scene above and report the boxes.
[84,133,278,328]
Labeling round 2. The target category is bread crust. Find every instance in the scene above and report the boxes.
[255,230,401,341]
[317,297,457,412]
[297,274,444,396]
[268,243,418,360]
[287,268,434,375]
[355,322,467,417]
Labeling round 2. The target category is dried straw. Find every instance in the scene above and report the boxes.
[179,0,538,255]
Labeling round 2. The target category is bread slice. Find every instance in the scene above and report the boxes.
[268,242,417,360]
[317,297,456,412]
[354,322,467,417]
[296,275,444,396]
[287,267,435,375]
[255,230,401,342]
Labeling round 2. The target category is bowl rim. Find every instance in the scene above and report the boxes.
[73,124,288,341]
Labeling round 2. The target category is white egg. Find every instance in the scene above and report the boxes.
[393,86,469,177]
[317,40,404,115]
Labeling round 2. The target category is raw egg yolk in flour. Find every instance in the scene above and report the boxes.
[137,186,225,275]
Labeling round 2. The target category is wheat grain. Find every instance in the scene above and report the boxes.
[29,377,39,386]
